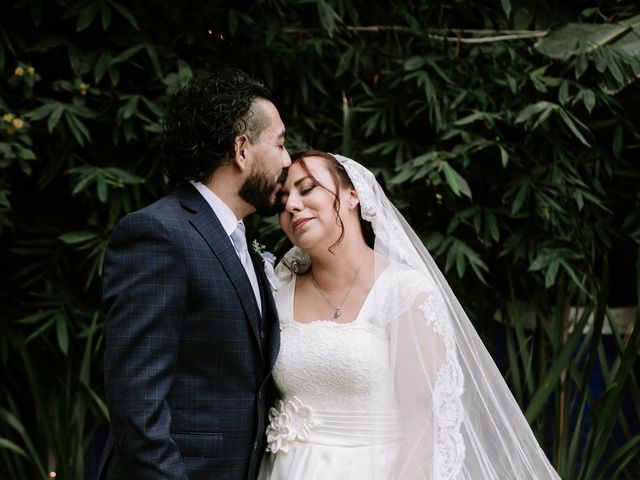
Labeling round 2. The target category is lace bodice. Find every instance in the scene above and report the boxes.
[272,264,456,409]
[272,274,396,411]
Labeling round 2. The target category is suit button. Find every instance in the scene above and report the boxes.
[258,391,262,400]
[253,441,258,451]
[260,330,265,339]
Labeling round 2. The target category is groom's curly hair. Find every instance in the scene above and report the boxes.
[161,67,272,185]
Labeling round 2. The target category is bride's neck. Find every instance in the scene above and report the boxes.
[307,236,370,287]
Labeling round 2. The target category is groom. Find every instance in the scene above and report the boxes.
[98,68,290,480]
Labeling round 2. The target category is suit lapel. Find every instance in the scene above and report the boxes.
[177,184,263,354]
[252,253,281,369]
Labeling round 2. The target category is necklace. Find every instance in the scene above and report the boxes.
[310,247,369,319]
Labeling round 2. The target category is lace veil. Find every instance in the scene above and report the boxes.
[277,154,561,479]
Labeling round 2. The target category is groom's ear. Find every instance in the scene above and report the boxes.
[233,133,249,172]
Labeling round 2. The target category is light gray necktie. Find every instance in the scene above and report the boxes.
[230,221,262,316]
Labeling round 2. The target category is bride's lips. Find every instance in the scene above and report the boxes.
[292,218,312,231]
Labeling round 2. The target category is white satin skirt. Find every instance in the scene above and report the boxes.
[257,410,403,480]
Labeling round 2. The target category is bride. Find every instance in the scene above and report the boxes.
[257,151,560,479]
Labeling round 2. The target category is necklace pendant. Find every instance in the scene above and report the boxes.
[334,307,342,319]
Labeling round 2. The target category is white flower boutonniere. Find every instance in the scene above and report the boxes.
[252,240,280,291]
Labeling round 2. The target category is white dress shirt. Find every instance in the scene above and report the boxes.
[191,181,262,315]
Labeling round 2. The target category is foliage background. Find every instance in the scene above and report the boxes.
[1,0,639,478]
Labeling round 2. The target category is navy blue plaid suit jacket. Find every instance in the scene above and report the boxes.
[97,183,280,480]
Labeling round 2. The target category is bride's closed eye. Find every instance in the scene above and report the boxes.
[298,179,318,195]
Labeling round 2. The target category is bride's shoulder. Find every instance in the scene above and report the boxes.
[380,262,437,294]
[375,263,448,323]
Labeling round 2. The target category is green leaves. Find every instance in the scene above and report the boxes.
[68,166,143,202]
[2,1,639,479]
[535,15,640,93]
[501,0,511,19]
[441,162,471,199]
[515,101,592,146]
[317,0,342,35]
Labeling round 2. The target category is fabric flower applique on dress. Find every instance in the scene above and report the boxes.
[252,240,280,291]
[265,396,318,454]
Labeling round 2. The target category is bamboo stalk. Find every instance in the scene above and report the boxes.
[282,25,549,43]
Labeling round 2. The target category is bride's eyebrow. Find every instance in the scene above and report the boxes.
[293,176,313,187]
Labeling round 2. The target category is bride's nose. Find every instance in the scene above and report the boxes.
[284,191,303,213]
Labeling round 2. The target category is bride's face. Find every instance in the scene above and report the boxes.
[278,158,353,251]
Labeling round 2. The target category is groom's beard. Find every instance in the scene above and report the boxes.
[239,166,284,216]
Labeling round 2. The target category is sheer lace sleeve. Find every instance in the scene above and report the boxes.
[384,268,464,479]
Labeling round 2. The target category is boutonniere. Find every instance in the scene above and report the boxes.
[252,240,280,291]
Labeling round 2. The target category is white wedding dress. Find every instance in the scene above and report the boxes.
[257,263,463,480]
[258,154,562,480]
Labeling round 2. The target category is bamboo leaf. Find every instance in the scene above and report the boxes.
[56,314,69,355]
[498,144,509,167]
[604,436,640,478]
[95,52,109,82]
[100,0,112,29]
[501,0,511,19]
[515,101,556,124]
[47,105,64,133]
[108,0,140,30]
[404,56,425,71]
[484,209,500,242]
[510,183,529,215]
[317,0,341,35]
[0,408,47,478]
[581,88,596,113]
[558,109,591,147]
[59,231,98,244]
[26,102,58,121]
[545,259,560,287]
[76,0,100,32]
[0,437,27,457]
[559,259,589,294]
[64,111,91,146]
[576,54,588,78]
[582,320,640,478]
[145,45,163,78]
[524,312,590,421]
[558,80,570,105]
[612,124,623,158]
[97,174,108,202]
[140,96,164,118]
[122,95,139,119]
[441,162,471,198]
[112,44,145,64]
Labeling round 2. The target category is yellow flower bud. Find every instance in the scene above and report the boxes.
[2,113,13,122]
[14,66,24,76]
[6,125,16,135]
[12,118,25,129]
[27,66,35,75]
